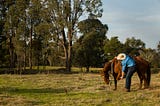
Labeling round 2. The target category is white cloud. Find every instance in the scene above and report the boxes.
[138,15,160,23]
[101,0,160,49]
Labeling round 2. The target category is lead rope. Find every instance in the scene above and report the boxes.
[111,61,114,75]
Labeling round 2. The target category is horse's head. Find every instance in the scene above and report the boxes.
[101,57,122,84]
[101,61,111,84]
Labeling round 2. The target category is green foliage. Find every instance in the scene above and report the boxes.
[45,0,104,71]
[0,0,16,67]
[139,48,159,68]
[73,19,108,71]
[1,0,160,70]
[124,37,145,55]
[85,0,103,18]
[125,37,145,49]
[103,36,147,61]
[157,41,160,54]
[103,36,124,61]
[151,68,160,74]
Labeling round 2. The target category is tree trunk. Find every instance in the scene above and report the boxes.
[9,36,14,73]
[62,29,71,72]
[64,44,71,72]
[86,66,90,73]
[29,21,33,70]
[66,47,72,72]
[23,53,26,74]
[23,42,26,71]
[67,32,72,72]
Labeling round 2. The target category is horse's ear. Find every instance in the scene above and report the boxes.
[110,57,116,62]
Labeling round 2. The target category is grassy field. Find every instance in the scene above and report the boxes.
[0,72,160,106]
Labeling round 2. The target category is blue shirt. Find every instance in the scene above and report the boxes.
[121,55,136,72]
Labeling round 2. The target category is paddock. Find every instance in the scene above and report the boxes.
[0,72,160,105]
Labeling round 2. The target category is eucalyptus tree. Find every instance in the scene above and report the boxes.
[45,0,103,72]
[139,48,159,68]
[157,41,160,67]
[3,0,43,71]
[124,37,145,55]
[157,41,160,55]
[73,19,108,72]
[3,0,18,70]
[12,0,30,71]
[3,0,31,72]
[21,0,50,69]
[34,22,52,70]
[103,36,124,61]
[0,0,8,67]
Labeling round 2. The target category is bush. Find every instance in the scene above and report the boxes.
[151,68,160,74]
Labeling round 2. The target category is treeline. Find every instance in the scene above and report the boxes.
[0,0,160,73]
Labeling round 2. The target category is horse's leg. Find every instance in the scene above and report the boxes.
[137,71,143,89]
[137,71,148,89]
[143,75,148,89]
[113,77,117,90]
[140,73,148,89]
[143,65,151,88]
[116,72,122,80]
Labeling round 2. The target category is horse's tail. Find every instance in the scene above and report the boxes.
[146,64,151,87]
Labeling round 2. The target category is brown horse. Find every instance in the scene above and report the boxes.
[101,56,151,90]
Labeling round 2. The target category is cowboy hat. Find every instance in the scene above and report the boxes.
[116,53,126,60]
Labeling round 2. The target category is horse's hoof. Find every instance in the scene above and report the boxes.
[144,87,149,89]
[138,87,142,90]
[113,89,117,91]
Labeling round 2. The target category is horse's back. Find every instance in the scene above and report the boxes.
[133,56,150,70]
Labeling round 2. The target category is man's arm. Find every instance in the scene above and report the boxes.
[120,71,125,79]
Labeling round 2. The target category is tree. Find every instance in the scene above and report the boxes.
[3,0,31,73]
[139,48,159,68]
[1,0,104,72]
[73,19,108,72]
[3,0,45,71]
[124,37,145,55]
[45,0,103,72]
[3,0,17,71]
[103,36,124,61]
[12,0,29,72]
[34,22,52,70]
[26,0,43,70]
[0,2,8,66]
[157,41,160,54]
[156,41,160,67]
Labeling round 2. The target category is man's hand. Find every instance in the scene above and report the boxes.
[120,72,125,80]
[120,76,124,80]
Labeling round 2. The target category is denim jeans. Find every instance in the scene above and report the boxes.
[125,66,136,89]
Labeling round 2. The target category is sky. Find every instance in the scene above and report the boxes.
[100,0,160,49]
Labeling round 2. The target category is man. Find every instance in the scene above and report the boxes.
[116,53,136,92]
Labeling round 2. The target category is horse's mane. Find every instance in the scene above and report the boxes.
[101,58,116,74]
[101,61,112,76]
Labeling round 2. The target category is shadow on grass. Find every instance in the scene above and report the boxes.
[0,93,46,106]
[0,87,67,94]
[0,67,100,75]
[0,68,79,74]
[131,84,160,92]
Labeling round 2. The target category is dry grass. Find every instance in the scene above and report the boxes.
[0,72,160,106]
